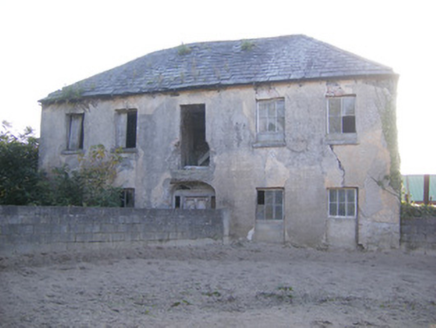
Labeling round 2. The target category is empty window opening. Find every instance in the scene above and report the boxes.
[327,96,356,134]
[67,113,84,150]
[328,188,357,218]
[180,104,210,167]
[117,109,137,149]
[256,189,283,220]
[175,196,181,208]
[120,188,135,208]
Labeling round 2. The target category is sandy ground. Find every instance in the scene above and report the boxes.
[0,242,435,328]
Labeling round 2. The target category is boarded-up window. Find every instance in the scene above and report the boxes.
[328,188,357,218]
[327,96,356,134]
[67,114,84,150]
[256,98,285,143]
[117,110,137,149]
[256,189,283,220]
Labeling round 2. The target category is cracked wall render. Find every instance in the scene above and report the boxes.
[39,78,399,249]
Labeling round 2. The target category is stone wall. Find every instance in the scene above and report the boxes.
[401,216,436,252]
[0,206,227,256]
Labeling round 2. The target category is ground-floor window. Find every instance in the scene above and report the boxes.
[256,189,283,220]
[120,188,135,208]
[173,182,215,209]
[328,188,357,218]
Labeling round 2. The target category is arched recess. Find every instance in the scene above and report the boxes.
[172,181,216,209]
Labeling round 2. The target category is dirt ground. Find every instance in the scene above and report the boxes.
[0,242,435,328]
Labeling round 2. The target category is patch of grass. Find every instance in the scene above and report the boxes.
[203,290,221,297]
[177,43,192,55]
[170,299,191,308]
[257,285,293,302]
[241,40,255,51]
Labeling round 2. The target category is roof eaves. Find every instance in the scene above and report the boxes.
[40,72,398,105]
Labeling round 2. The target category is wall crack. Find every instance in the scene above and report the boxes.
[330,145,345,186]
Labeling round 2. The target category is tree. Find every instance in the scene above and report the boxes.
[0,121,45,205]
[0,121,123,207]
[50,145,123,207]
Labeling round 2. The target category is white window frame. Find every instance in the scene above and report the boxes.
[328,188,357,218]
[256,98,285,144]
[256,188,284,220]
[327,96,356,134]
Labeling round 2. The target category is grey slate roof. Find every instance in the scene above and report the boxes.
[42,35,395,103]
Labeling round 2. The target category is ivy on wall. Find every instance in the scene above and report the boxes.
[375,79,401,197]
[401,202,436,219]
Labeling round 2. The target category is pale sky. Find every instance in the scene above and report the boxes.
[0,0,434,174]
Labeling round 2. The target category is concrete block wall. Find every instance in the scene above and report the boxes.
[401,216,436,252]
[0,206,225,256]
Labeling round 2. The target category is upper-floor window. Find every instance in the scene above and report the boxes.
[328,188,357,218]
[67,113,84,151]
[256,98,285,145]
[180,104,209,167]
[327,96,356,134]
[116,109,137,149]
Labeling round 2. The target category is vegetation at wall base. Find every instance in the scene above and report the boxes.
[401,202,436,219]
[0,122,123,207]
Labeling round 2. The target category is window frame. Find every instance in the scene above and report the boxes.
[327,96,356,135]
[66,113,84,151]
[116,109,137,150]
[174,194,216,209]
[328,188,357,219]
[120,188,135,208]
[180,104,209,168]
[255,98,285,146]
[256,188,284,221]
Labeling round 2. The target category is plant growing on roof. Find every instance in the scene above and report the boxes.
[241,40,255,51]
[57,84,84,103]
[177,43,192,55]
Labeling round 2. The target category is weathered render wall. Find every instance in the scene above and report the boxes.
[0,206,226,256]
[40,77,399,250]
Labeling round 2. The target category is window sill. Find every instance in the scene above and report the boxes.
[61,149,83,155]
[325,133,358,145]
[328,216,356,220]
[114,148,137,154]
[256,219,284,222]
[183,166,209,170]
[253,141,286,148]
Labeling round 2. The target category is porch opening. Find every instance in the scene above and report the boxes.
[173,182,215,209]
[180,104,210,168]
